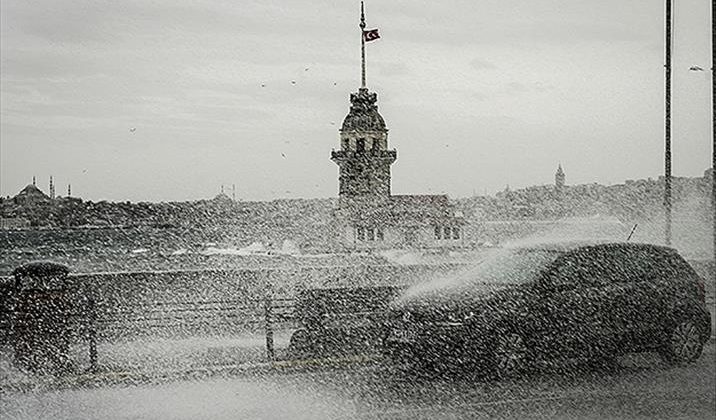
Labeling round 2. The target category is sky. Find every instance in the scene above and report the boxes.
[0,0,713,202]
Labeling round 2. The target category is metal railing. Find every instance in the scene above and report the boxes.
[1,294,299,373]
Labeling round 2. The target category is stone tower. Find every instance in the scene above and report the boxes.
[331,88,396,202]
[555,164,565,191]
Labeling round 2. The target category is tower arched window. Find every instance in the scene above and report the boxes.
[356,138,365,153]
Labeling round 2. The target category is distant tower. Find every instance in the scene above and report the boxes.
[232,184,236,201]
[67,184,72,197]
[49,176,55,199]
[330,3,395,203]
[32,176,36,186]
[555,164,565,188]
[555,164,565,197]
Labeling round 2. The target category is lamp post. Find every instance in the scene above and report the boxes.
[683,1,714,280]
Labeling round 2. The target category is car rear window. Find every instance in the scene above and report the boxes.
[647,251,695,279]
[596,246,694,283]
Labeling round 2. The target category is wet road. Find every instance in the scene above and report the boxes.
[2,344,715,420]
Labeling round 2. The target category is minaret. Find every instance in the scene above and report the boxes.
[331,2,395,203]
[555,164,565,189]
[67,184,72,197]
[555,164,566,203]
[49,176,55,199]
[32,176,36,186]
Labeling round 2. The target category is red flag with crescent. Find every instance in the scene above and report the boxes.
[363,29,380,42]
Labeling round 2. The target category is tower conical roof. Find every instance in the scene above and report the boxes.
[341,88,387,132]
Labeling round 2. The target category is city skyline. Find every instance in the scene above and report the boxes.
[1,0,713,202]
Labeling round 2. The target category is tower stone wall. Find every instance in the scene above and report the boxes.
[331,88,396,202]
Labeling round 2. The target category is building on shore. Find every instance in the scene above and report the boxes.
[0,217,31,229]
[330,9,463,251]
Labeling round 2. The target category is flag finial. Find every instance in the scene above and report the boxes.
[360,2,365,29]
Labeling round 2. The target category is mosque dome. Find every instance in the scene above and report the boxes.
[13,184,50,204]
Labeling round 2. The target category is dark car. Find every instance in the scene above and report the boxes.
[384,242,711,376]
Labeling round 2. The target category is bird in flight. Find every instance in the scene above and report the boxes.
[689,65,704,71]
[129,128,136,133]
[291,80,296,85]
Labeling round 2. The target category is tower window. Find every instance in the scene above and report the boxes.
[452,227,460,239]
[371,138,379,153]
[343,138,349,150]
[356,138,365,153]
[356,226,384,241]
[434,225,441,240]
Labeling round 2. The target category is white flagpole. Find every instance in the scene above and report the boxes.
[360,2,366,88]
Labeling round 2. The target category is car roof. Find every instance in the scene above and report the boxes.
[509,241,678,255]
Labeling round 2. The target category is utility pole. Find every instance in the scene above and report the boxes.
[711,0,715,279]
[664,0,673,246]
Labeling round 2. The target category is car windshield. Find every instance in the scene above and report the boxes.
[470,248,563,284]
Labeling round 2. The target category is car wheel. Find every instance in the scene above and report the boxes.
[661,318,705,365]
[492,331,530,378]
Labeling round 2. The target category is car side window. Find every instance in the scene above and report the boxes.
[545,257,579,290]
[606,247,649,283]
[545,251,609,291]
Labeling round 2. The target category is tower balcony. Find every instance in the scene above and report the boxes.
[331,149,397,163]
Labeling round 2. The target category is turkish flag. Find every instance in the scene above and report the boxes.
[363,29,380,42]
